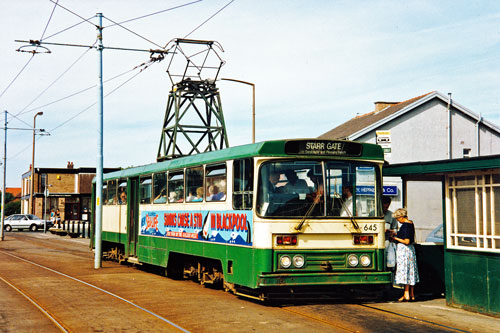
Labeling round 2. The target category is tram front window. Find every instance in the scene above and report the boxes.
[257,161,380,218]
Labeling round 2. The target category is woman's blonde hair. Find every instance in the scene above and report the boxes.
[393,208,408,219]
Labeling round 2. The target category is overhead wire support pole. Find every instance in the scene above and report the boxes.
[15,14,172,268]
[95,12,104,269]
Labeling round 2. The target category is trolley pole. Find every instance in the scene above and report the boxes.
[1,111,6,241]
[94,13,104,269]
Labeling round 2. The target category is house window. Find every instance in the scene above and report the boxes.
[41,174,47,189]
[463,148,471,158]
[446,173,500,252]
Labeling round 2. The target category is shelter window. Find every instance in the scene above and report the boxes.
[153,173,167,204]
[206,164,227,202]
[186,167,204,202]
[233,158,253,210]
[140,176,152,204]
[447,173,500,252]
[168,171,184,203]
[107,180,117,205]
[118,180,127,204]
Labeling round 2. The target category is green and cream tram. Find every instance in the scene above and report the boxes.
[92,139,392,299]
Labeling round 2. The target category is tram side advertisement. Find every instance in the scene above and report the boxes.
[140,210,253,246]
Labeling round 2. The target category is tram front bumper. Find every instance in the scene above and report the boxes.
[257,271,392,287]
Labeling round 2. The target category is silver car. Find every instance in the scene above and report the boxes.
[3,214,52,232]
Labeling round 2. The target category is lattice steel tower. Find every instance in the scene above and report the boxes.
[157,39,229,161]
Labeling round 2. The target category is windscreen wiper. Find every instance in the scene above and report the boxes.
[338,197,361,233]
[295,194,321,232]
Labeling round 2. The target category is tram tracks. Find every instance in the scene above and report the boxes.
[279,301,470,333]
[0,249,190,332]
[0,276,68,332]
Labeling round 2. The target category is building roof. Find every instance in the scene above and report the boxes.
[6,187,21,199]
[319,91,500,140]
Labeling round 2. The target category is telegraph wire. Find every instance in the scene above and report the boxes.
[183,0,235,39]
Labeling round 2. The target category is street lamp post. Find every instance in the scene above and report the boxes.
[29,111,43,215]
[221,78,255,144]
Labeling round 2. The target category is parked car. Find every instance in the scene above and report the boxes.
[3,214,52,232]
[425,224,443,243]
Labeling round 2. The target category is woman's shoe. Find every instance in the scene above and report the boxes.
[410,296,416,302]
[398,296,409,302]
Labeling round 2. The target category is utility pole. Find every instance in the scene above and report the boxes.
[1,111,6,241]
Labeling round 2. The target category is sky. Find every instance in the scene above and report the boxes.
[0,0,499,187]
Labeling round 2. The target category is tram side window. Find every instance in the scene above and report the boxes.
[153,172,167,204]
[107,180,117,205]
[140,176,152,204]
[168,171,184,203]
[186,167,204,202]
[102,183,108,204]
[118,180,127,204]
[206,164,227,201]
[233,158,253,210]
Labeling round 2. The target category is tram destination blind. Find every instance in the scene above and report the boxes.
[285,140,363,156]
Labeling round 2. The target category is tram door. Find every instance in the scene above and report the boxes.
[128,178,139,257]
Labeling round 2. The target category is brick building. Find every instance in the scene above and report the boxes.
[21,163,120,221]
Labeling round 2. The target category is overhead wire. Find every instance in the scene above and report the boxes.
[48,0,96,28]
[40,0,60,40]
[0,0,60,100]
[7,62,158,161]
[103,0,203,28]
[183,0,234,39]
[5,0,229,163]
[13,42,96,118]
[17,66,138,117]
[103,16,166,50]
[41,16,95,41]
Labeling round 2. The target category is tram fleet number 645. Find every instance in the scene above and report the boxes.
[92,139,392,300]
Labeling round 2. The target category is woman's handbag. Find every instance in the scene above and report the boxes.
[386,242,396,268]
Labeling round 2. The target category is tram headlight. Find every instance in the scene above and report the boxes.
[347,254,359,267]
[360,254,371,267]
[279,255,292,269]
[292,255,305,268]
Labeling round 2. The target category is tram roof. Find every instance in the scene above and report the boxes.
[100,139,384,181]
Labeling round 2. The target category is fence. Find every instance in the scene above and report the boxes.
[50,220,90,238]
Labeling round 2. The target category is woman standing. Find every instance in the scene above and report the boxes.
[391,208,419,301]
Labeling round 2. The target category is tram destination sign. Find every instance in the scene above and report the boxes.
[285,140,363,156]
